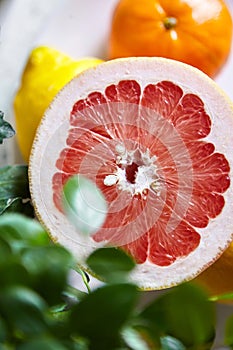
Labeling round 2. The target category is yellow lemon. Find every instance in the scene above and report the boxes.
[14,46,103,162]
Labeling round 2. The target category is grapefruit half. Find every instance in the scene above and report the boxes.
[29,57,233,290]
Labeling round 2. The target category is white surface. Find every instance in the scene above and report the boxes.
[35,0,119,59]
[0,0,63,164]
[0,0,118,164]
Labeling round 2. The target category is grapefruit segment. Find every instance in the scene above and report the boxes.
[122,219,201,267]
[185,191,225,228]
[141,81,183,118]
[141,81,212,140]
[52,172,70,212]
[192,152,230,193]
[29,57,233,289]
[170,93,211,140]
[187,141,215,163]
[148,220,201,266]
[122,232,149,264]
[105,80,141,103]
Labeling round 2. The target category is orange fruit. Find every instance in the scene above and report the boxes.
[29,57,233,290]
[108,0,233,77]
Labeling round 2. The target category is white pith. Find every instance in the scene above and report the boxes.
[104,145,159,199]
[29,57,233,290]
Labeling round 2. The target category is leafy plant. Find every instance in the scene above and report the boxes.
[0,111,15,144]
[0,165,33,216]
[0,212,218,350]
[0,115,33,216]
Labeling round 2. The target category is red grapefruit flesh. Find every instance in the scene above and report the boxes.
[29,58,233,289]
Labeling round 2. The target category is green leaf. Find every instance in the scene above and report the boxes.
[86,247,135,283]
[3,197,34,217]
[0,213,50,246]
[63,175,107,235]
[16,337,68,350]
[140,283,215,348]
[70,283,139,349]
[160,335,186,350]
[0,316,8,342]
[0,236,12,263]
[0,286,48,336]
[0,111,15,144]
[128,324,160,349]
[62,285,87,306]
[122,326,153,350]
[0,260,30,288]
[0,166,33,216]
[225,314,233,346]
[22,245,73,305]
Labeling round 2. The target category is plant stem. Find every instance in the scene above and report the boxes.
[73,265,91,294]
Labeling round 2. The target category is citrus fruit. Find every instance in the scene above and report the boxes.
[14,46,103,162]
[194,241,233,301]
[29,57,233,290]
[108,0,232,77]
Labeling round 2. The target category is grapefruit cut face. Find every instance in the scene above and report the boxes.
[29,57,233,289]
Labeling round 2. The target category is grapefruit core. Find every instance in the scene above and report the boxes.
[29,58,233,290]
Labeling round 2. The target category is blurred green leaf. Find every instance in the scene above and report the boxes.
[21,245,73,306]
[0,260,30,288]
[0,286,48,336]
[0,213,50,246]
[225,314,233,347]
[62,285,87,307]
[0,166,33,216]
[86,247,135,283]
[63,175,107,235]
[140,283,215,348]
[0,111,15,144]
[70,283,138,350]
[0,236,12,263]
[16,337,68,350]
[160,335,186,350]
[0,316,8,342]
[122,326,153,350]
[128,324,160,349]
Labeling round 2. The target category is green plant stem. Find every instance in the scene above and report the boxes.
[209,292,233,302]
[73,265,91,294]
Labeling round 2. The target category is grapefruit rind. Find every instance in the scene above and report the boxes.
[29,57,233,290]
